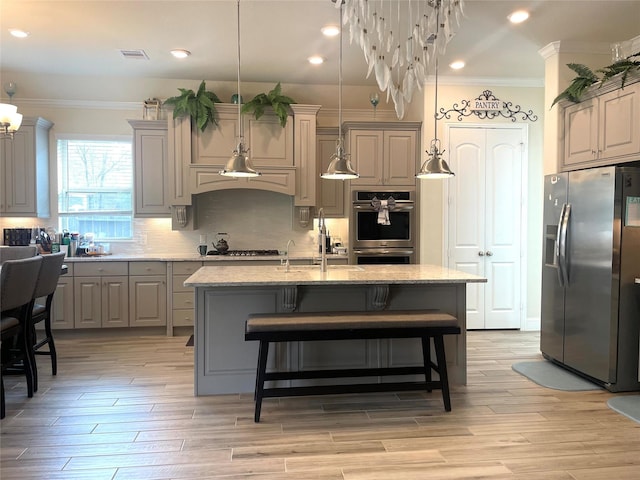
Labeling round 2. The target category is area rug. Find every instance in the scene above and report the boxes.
[607,396,640,424]
[186,335,194,347]
[512,360,601,391]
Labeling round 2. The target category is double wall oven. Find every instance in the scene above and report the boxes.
[350,189,417,264]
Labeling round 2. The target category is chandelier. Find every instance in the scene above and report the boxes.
[336,0,465,119]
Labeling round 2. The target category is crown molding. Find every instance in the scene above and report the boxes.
[538,40,612,59]
[8,98,140,111]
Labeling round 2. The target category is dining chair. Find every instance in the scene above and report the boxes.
[0,245,37,264]
[1,255,43,419]
[30,252,66,391]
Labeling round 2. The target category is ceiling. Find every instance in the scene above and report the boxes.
[1,0,639,89]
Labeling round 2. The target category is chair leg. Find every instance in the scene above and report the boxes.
[43,312,57,376]
[21,329,36,397]
[421,336,433,392]
[1,373,5,419]
[433,335,452,412]
[254,340,269,423]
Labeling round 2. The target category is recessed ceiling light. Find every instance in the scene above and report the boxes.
[449,60,465,70]
[321,25,340,37]
[170,49,191,59]
[308,55,325,65]
[508,10,530,24]
[9,28,29,38]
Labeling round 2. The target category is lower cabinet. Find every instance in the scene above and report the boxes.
[129,262,167,327]
[74,275,129,328]
[51,267,74,330]
[171,261,201,328]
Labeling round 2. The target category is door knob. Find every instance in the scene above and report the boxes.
[478,251,485,256]
[485,251,493,256]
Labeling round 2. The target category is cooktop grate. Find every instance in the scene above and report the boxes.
[206,249,280,256]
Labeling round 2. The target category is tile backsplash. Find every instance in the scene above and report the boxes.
[1,189,348,257]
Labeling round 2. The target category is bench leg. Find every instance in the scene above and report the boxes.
[421,336,432,392]
[254,340,269,423]
[433,335,452,412]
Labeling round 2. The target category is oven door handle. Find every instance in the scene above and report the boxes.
[352,204,414,211]
[353,249,415,255]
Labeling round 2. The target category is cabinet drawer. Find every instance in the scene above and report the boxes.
[173,261,202,275]
[172,308,194,327]
[129,261,166,276]
[73,261,128,276]
[173,292,195,309]
[173,274,196,293]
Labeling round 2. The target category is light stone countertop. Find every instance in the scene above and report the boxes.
[183,264,487,287]
[61,253,346,262]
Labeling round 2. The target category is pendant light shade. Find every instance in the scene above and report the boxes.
[220,0,260,178]
[321,138,358,179]
[321,1,358,180]
[222,142,260,177]
[416,139,454,179]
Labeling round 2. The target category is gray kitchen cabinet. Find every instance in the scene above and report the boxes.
[73,262,129,328]
[50,264,74,330]
[561,75,640,171]
[316,127,347,217]
[129,262,167,327]
[0,117,53,216]
[170,261,202,330]
[190,104,296,196]
[344,122,421,186]
[129,119,171,217]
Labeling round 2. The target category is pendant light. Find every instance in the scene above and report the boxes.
[416,9,455,180]
[220,0,260,178]
[321,0,358,180]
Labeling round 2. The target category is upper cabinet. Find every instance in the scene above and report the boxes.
[316,127,347,217]
[560,74,640,171]
[0,117,53,217]
[344,121,421,186]
[168,104,319,210]
[128,119,171,217]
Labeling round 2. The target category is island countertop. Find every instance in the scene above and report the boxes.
[184,263,487,287]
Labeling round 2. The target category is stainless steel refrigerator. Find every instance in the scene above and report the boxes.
[541,166,640,392]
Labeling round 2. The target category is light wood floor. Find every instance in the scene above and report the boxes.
[1,330,639,479]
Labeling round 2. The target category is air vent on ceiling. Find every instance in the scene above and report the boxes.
[119,49,149,60]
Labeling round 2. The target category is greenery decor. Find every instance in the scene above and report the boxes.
[551,52,640,108]
[241,83,296,127]
[164,80,221,131]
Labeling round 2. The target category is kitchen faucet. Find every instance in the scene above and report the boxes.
[284,239,295,272]
[318,208,327,273]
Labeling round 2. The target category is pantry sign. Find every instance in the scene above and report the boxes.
[437,89,538,122]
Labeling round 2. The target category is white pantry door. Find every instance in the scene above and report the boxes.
[446,125,525,329]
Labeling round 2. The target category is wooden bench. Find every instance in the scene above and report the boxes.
[245,310,461,422]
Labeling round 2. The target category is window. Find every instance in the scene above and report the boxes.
[57,137,133,240]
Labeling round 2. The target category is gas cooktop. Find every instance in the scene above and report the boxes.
[206,249,280,257]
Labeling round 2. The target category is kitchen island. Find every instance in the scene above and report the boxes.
[184,264,486,395]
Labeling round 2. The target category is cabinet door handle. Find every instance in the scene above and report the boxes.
[485,251,493,257]
[478,251,485,256]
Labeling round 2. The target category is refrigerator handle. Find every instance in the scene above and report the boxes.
[559,203,571,286]
[555,203,567,286]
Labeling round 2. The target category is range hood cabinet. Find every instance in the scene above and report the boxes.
[168,104,320,219]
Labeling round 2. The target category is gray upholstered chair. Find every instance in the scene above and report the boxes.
[0,246,37,264]
[1,255,43,419]
[31,251,66,390]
